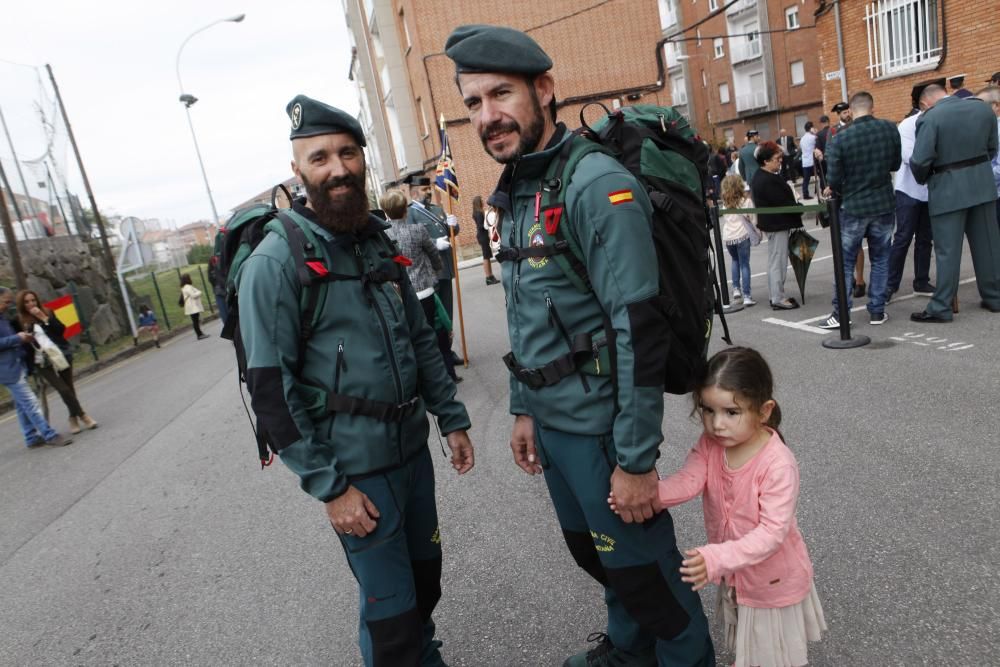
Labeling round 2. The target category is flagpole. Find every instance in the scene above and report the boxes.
[439,114,469,368]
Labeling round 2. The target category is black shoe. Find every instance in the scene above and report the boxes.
[26,438,45,449]
[770,298,799,310]
[913,283,936,296]
[853,282,867,298]
[910,311,951,323]
[197,334,210,340]
[981,301,1000,313]
[450,352,462,364]
[562,632,656,667]
[155,341,161,348]
[485,276,500,285]
[451,375,464,384]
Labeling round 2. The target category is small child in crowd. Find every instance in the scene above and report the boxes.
[610,347,825,667]
[137,305,160,348]
[720,174,758,306]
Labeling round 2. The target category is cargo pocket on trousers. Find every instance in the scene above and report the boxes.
[339,474,404,555]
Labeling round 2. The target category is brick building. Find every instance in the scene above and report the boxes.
[344,0,674,252]
[661,0,825,147]
[814,0,995,123]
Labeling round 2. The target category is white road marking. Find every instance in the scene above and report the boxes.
[761,318,830,335]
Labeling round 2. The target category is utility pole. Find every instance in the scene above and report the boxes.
[0,187,27,290]
[45,64,117,284]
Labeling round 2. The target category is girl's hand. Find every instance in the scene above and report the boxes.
[680,549,709,591]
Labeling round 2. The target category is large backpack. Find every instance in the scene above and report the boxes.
[217,185,332,467]
[506,104,730,395]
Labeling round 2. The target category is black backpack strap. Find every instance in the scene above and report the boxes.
[275,212,326,376]
[325,393,421,422]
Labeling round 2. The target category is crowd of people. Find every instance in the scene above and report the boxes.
[711,74,1000,324]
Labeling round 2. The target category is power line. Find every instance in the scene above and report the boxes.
[525,0,615,33]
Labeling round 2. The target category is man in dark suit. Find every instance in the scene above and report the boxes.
[949,75,973,99]
[910,85,1000,322]
[777,128,797,181]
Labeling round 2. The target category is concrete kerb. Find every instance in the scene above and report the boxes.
[0,313,221,418]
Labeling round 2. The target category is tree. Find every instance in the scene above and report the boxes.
[186,243,213,265]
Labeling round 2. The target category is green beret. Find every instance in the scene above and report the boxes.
[286,94,366,146]
[445,24,552,76]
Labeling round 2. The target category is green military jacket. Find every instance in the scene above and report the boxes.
[911,95,1000,216]
[492,125,665,474]
[236,203,471,502]
[737,142,760,187]
[407,202,456,279]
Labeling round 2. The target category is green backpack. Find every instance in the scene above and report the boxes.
[497,104,729,395]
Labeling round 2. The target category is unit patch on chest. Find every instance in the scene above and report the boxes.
[526,222,549,269]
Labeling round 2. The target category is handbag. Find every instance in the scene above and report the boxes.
[33,324,70,371]
[741,215,762,247]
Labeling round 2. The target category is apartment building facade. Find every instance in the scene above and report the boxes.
[343,0,672,250]
[815,0,995,123]
[661,0,824,147]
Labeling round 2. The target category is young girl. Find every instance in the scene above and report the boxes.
[720,174,757,306]
[137,305,161,348]
[611,347,825,667]
[179,274,208,340]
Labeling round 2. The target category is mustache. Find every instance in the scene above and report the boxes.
[480,120,519,142]
[321,175,361,191]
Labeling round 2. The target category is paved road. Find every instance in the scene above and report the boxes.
[2,229,998,666]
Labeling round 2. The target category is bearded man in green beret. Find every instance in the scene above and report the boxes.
[236,94,475,667]
[446,25,714,667]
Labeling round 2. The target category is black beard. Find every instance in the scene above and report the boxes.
[303,171,369,233]
[481,90,546,164]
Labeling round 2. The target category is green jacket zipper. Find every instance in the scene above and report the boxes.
[544,292,591,393]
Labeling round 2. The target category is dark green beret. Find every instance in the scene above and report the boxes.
[445,24,552,76]
[286,94,366,146]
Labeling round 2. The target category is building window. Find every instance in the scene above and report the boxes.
[399,8,412,52]
[864,0,941,79]
[754,121,770,140]
[696,29,702,46]
[709,0,719,10]
[790,60,805,85]
[672,76,688,106]
[794,113,809,137]
[417,97,429,138]
[724,128,735,147]
[785,6,799,30]
[719,82,731,104]
[714,37,725,58]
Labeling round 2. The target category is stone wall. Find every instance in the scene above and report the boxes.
[0,237,125,346]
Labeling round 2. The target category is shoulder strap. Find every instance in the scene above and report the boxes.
[271,211,331,376]
[538,133,609,293]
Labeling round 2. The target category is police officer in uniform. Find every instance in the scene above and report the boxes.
[909,84,1000,321]
[237,95,475,666]
[407,176,460,321]
[446,25,714,667]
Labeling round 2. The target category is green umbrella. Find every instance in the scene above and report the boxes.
[788,228,820,305]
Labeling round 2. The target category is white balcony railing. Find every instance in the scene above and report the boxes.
[726,0,758,16]
[735,90,768,112]
[730,39,762,64]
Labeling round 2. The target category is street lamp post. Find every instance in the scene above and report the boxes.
[175,13,245,227]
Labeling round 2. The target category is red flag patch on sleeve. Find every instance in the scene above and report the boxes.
[608,189,634,206]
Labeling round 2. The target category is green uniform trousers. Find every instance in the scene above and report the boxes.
[338,447,446,667]
[535,425,715,666]
[925,201,1000,318]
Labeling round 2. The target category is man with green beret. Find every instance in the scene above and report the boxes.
[446,25,714,667]
[236,93,475,666]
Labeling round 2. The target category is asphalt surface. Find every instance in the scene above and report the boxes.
[1,227,998,666]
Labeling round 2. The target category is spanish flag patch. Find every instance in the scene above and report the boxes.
[608,189,634,206]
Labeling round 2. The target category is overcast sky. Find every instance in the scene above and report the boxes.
[0,0,357,228]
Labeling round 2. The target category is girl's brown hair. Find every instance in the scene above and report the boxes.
[180,273,193,286]
[15,289,50,328]
[720,174,746,209]
[693,346,783,435]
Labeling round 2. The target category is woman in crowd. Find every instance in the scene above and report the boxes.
[473,195,499,285]
[16,289,98,434]
[380,190,443,329]
[750,141,803,310]
[179,274,209,339]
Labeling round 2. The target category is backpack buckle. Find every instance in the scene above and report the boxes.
[543,178,562,192]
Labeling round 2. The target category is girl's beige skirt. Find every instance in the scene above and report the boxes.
[717,582,827,667]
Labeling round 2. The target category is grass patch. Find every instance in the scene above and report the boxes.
[125,263,216,330]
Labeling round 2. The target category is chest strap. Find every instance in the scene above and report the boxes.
[503,333,608,389]
[495,240,572,263]
[325,393,421,422]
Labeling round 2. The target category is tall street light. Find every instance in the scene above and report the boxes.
[175,13,245,226]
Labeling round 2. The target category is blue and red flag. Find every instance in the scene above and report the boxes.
[434,115,459,205]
